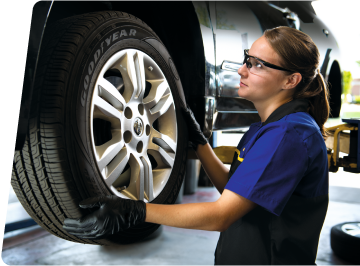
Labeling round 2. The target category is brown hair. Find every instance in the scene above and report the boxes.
[264,26,330,139]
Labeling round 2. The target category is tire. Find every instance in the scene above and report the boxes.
[11,11,188,245]
[327,61,342,118]
[330,222,360,264]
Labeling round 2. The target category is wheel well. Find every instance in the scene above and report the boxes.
[111,2,206,117]
[327,60,342,118]
[47,1,206,127]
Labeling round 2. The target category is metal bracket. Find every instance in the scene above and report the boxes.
[326,119,359,173]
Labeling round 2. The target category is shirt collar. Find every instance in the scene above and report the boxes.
[261,99,309,126]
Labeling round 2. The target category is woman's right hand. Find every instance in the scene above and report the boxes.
[182,104,208,150]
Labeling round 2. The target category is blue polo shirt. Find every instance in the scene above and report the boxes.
[215,99,329,265]
[225,109,328,216]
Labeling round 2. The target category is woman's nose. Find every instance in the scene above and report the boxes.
[238,63,248,77]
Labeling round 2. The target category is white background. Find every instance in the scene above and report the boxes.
[312,0,360,79]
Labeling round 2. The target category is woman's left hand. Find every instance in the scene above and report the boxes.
[62,195,146,239]
[181,104,208,150]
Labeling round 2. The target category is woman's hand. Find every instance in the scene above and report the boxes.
[182,104,208,150]
[182,104,229,193]
[62,196,146,239]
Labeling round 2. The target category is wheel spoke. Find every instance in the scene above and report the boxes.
[143,80,168,109]
[133,52,146,100]
[126,51,139,102]
[93,94,122,120]
[97,77,126,110]
[148,142,175,168]
[126,155,145,201]
[96,131,124,171]
[152,130,176,153]
[149,94,173,123]
[141,155,154,201]
[152,168,171,197]
[105,149,129,187]
[117,51,146,103]
[116,52,134,103]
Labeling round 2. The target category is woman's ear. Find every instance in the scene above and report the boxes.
[283,73,302,90]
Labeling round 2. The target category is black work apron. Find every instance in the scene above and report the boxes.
[214,152,273,265]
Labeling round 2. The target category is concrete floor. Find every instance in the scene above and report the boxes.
[2,184,360,265]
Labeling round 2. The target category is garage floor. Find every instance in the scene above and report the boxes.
[3,132,360,265]
[2,183,360,265]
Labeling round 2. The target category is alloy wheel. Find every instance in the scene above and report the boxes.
[341,223,360,237]
[90,49,177,202]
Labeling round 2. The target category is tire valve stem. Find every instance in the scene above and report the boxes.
[116,186,127,192]
[148,66,153,71]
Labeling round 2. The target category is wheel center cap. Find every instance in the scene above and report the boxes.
[134,118,144,136]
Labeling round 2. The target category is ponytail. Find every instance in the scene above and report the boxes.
[294,69,330,140]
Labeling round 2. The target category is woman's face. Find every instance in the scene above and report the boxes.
[237,35,290,103]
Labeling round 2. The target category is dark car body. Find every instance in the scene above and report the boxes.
[16,1,342,150]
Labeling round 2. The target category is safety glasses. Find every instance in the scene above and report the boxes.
[243,49,294,75]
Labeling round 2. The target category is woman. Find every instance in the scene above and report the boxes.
[63,26,329,265]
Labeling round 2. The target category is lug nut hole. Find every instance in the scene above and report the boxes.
[138,104,144,116]
[146,125,150,136]
[136,141,143,153]
[125,107,132,119]
[124,131,132,143]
